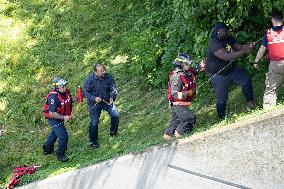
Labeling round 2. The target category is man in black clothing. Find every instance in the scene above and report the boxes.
[206,22,255,119]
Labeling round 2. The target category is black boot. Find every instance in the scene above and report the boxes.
[90,143,100,150]
[57,154,69,162]
[43,145,53,156]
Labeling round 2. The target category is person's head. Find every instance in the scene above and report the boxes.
[52,77,67,93]
[93,63,106,78]
[211,22,229,40]
[173,53,193,71]
[271,10,283,26]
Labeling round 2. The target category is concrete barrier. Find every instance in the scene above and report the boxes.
[18,108,284,189]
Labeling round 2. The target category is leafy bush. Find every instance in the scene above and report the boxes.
[0,0,283,186]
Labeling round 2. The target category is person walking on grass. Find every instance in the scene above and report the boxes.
[43,77,77,162]
[83,63,119,149]
[206,22,255,119]
[164,53,205,140]
[254,10,284,110]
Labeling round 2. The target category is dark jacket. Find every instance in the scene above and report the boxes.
[83,73,117,106]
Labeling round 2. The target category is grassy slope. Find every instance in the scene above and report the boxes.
[1,0,284,187]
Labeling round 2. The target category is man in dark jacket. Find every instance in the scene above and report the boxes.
[83,63,119,149]
[206,22,255,119]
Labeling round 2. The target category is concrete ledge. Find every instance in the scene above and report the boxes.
[18,108,284,189]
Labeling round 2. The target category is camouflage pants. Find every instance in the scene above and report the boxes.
[263,60,284,109]
[164,105,196,136]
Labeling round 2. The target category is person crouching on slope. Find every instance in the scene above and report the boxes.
[164,53,205,140]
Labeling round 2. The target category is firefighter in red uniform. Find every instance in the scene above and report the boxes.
[254,10,284,109]
[164,53,205,140]
[43,77,77,162]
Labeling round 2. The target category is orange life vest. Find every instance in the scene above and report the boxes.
[267,28,284,60]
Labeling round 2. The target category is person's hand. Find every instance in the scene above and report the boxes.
[242,44,254,54]
[109,98,113,105]
[199,59,206,72]
[253,62,259,69]
[187,90,194,96]
[95,97,102,103]
[63,115,72,122]
[71,96,78,102]
[249,41,257,48]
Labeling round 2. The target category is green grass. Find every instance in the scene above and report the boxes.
[1,0,284,188]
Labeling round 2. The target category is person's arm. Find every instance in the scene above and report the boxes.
[253,45,267,68]
[253,34,267,68]
[214,48,248,61]
[83,74,96,102]
[232,42,243,51]
[170,74,192,100]
[192,59,206,73]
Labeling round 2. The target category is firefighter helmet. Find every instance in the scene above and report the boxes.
[173,53,193,66]
[52,77,67,88]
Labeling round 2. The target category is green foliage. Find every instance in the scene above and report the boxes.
[1,0,284,187]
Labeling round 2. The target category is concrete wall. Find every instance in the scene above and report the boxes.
[18,109,284,189]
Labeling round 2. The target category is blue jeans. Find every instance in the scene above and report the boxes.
[209,65,253,119]
[88,103,119,144]
[43,119,68,156]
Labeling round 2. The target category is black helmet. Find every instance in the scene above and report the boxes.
[52,77,67,88]
[172,53,193,66]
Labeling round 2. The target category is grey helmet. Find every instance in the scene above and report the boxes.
[52,77,67,88]
[172,53,193,66]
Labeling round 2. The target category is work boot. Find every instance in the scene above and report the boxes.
[90,143,100,150]
[246,101,254,111]
[163,133,172,141]
[110,132,117,137]
[57,154,69,162]
[43,145,53,156]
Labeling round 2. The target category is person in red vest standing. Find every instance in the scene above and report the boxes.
[164,53,205,140]
[43,77,77,162]
[254,10,284,109]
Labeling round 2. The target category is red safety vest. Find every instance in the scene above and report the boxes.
[267,28,284,60]
[167,68,196,106]
[43,90,72,119]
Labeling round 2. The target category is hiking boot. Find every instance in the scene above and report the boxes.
[43,145,53,156]
[90,143,100,150]
[44,151,53,156]
[163,133,172,141]
[57,154,69,162]
[246,101,254,111]
[110,132,118,137]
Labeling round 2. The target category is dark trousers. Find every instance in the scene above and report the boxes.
[164,105,196,136]
[43,119,68,156]
[88,103,119,144]
[209,65,253,119]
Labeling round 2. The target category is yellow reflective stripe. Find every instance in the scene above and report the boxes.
[175,58,188,62]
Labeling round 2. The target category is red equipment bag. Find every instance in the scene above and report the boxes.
[5,165,40,189]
